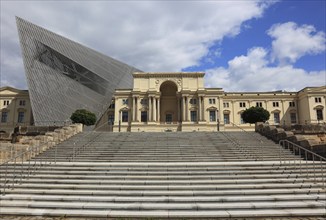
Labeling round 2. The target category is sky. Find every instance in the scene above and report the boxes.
[0,0,325,92]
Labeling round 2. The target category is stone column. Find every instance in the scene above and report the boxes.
[185,96,189,121]
[157,98,160,123]
[198,96,202,121]
[202,97,206,121]
[132,97,136,122]
[182,96,185,121]
[177,97,181,122]
[148,96,152,122]
[135,97,138,121]
[153,97,157,122]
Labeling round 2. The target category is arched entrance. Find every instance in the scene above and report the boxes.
[160,81,178,123]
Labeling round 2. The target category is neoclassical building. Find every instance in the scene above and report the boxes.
[97,72,325,132]
[0,86,33,133]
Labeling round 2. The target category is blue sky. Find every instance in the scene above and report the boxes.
[1,0,325,92]
[184,0,326,72]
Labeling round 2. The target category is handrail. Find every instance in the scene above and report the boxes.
[279,139,325,188]
[68,120,113,162]
[0,124,80,195]
[1,137,59,195]
[229,122,265,144]
[228,121,265,161]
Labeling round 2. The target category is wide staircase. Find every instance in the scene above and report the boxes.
[0,132,325,218]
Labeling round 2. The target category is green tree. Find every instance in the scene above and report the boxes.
[241,107,270,124]
[70,109,97,126]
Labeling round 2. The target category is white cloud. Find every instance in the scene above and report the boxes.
[205,47,326,92]
[268,22,325,64]
[0,1,269,88]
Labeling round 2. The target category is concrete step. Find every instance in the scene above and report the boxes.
[1,131,325,218]
[0,207,325,218]
[2,194,325,203]
[1,200,325,210]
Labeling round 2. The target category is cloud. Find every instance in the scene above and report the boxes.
[0,1,270,88]
[205,47,326,92]
[268,22,325,64]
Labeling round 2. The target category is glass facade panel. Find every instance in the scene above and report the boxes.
[16,17,140,126]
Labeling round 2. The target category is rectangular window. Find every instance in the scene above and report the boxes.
[190,98,197,105]
[256,102,262,107]
[273,102,279,107]
[209,111,216,122]
[122,111,128,122]
[3,100,9,106]
[274,112,280,124]
[316,109,323,120]
[18,112,25,123]
[122,99,129,105]
[239,102,246,108]
[1,112,8,123]
[108,114,114,124]
[19,100,26,106]
[240,114,244,124]
[315,97,322,103]
[290,113,297,124]
[289,101,295,107]
[190,111,197,122]
[141,111,148,122]
[209,99,216,104]
[223,102,229,108]
[224,114,230,124]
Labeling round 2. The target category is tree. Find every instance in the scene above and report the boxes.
[241,107,270,124]
[70,109,97,126]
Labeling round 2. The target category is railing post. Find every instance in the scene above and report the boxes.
[313,154,316,183]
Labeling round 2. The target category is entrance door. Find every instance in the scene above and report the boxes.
[166,114,172,124]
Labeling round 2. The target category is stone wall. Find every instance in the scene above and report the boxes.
[256,123,326,158]
[0,124,83,163]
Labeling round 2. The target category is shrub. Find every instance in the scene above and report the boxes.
[242,107,270,124]
[70,109,96,126]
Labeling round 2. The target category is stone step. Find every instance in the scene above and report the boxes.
[1,131,325,218]
[3,188,325,196]
[1,177,324,185]
[1,200,325,210]
[1,173,324,180]
[6,182,325,191]
[2,194,325,203]
[0,207,325,218]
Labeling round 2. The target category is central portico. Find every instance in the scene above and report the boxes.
[112,72,224,132]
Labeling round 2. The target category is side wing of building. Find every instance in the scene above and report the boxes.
[16,17,141,126]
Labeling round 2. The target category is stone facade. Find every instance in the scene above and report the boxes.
[0,123,83,163]
[96,72,325,132]
[0,86,33,133]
